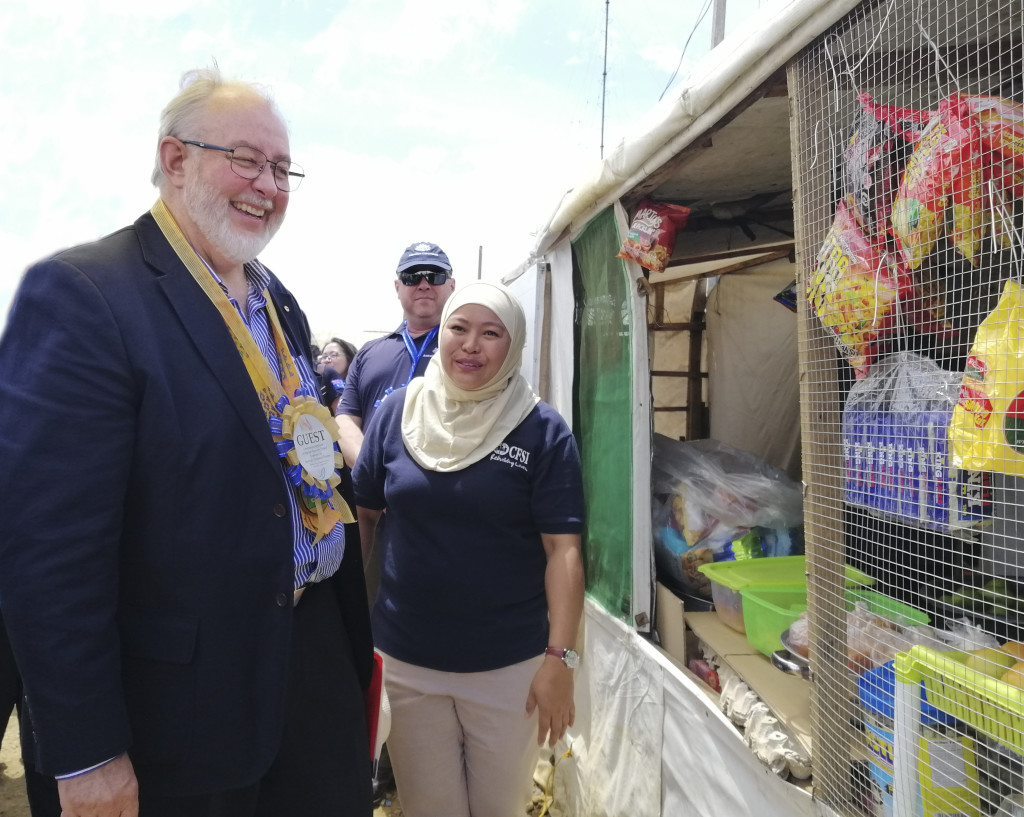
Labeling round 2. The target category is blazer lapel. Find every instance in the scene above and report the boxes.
[135,212,282,475]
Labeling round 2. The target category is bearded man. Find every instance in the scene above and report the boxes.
[0,67,373,817]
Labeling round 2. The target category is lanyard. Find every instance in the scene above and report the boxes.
[400,323,438,385]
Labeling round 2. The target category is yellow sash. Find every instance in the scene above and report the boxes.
[150,200,352,540]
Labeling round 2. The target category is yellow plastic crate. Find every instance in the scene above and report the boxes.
[905,645,1024,755]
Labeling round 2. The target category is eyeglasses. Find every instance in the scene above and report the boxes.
[320,351,342,359]
[398,270,450,286]
[180,139,305,192]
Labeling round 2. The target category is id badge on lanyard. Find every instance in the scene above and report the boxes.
[375,324,438,410]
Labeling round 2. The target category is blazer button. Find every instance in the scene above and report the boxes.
[275,593,290,607]
[273,504,287,518]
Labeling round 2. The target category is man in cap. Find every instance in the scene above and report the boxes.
[335,241,456,477]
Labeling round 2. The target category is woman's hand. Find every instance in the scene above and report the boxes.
[530,531,584,747]
[525,654,576,747]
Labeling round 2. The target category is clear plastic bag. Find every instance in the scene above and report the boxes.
[651,436,804,598]
[651,435,804,550]
[843,351,989,529]
[792,603,948,674]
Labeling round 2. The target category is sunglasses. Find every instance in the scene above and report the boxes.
[398,270,450,286]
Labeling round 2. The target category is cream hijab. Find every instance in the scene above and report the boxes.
[401,281,540,472]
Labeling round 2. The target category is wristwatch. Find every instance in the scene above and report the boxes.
[545,646,580,669]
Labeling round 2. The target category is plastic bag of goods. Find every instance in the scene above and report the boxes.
[651,434,804,598]
[843,351,989,530]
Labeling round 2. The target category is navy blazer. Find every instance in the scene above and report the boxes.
[0,211,372,795]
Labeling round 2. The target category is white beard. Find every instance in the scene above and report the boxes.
[183,175,281,264]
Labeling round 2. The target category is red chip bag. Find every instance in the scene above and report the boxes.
[965,94,1024,199]
[892,94,995,269]
[856,92,933,143]
[807,200,913,378]
[942,95,987,265]
[964,95,1024,252]
[617,201,690,273]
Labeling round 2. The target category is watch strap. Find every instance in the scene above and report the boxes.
[545,646,579,668]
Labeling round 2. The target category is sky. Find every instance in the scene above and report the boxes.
[1,0,766,348]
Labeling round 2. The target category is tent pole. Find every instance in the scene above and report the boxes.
[600,0,609,159]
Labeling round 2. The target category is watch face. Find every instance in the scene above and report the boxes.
[563,648,580,669]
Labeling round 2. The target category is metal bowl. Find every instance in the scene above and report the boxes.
[771,626,811,679]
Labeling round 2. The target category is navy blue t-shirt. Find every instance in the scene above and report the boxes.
[352,389,584,673]
[336,325,438,430]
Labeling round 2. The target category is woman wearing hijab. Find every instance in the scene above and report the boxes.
[352,281,585,817]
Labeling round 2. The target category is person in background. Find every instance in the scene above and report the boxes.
[335,241,455,471]
[319,337,357,414]
[334,242,455,803]
[0,66,373,817]
[353,281,585,817]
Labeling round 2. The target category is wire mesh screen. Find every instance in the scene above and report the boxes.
[791,0,1024,814]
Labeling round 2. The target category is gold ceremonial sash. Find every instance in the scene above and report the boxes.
[150,200,352,540]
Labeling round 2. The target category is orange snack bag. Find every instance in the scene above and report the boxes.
[617,201,691,273]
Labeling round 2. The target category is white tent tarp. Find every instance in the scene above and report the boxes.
[551,600,818,817]
[508,0,867,814]
[509,0,861,275]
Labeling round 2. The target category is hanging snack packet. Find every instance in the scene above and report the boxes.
[617,200,691,274]
[942,95,987,265]
[965,95,1024,252]
[891,113,952,270]
[892,95,996,269]
[807,200,913,378]
[950,279,1024,478]
[965,95,1024,200]
[844,94,930,243]
[856,92,933,143]
[843,103,896,241]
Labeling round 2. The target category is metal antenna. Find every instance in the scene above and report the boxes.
[600,0,609,159]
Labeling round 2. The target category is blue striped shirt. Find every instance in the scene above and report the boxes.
[213,260,346,590]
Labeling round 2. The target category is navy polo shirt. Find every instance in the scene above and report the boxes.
[352,389,584,673]
[336,325,438,431]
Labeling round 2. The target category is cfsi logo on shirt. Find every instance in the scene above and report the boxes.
[491,442,531,469]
